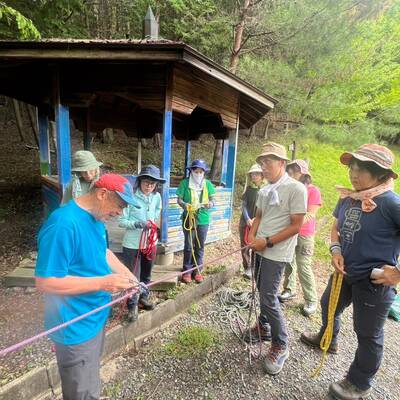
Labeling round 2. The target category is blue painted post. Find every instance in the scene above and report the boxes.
[161,111,172,243]
[226,127,238,189]
[54,74,72,197]
[221,139,229,185]
[184,140,191,178]
[38,110,51,176]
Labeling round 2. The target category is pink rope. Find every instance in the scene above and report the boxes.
[0,246,246,358]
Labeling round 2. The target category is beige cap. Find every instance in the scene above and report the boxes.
[256,142,290,163]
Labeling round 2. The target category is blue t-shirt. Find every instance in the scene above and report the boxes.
[35,201,112,345]
[333,191,400,282]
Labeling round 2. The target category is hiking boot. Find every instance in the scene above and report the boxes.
[139,295,155,311]
[278,290,296,302]
[194,273,204,284]
[127,305,138,323]
[329,378,372,400]
[181,273,192,284]
[300,331,338,354]
[302,302,317,317]
[263,343,289,375]
[243,322,271,344]
[242,268,252,280]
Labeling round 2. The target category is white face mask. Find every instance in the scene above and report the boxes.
[191,171,204,185]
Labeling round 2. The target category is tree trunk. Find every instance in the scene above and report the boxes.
[12,99,26,142]
[229,0,252,74]
[210,139,223,181]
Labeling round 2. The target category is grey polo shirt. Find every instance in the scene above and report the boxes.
[255,177,307,262]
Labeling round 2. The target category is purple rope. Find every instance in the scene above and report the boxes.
[0,247,245,358]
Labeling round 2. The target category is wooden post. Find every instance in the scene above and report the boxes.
[12,99,26,142]
[38,109,51,176]
[27,104,39,147]
[184,139,191,178]
[220,139,229,185]
[54,72,72,196]
[289,140,297,160]
[160,66,173,244]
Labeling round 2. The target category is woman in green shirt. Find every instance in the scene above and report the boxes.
[176,159,216,284]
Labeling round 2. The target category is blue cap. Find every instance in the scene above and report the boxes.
[95,174,140,208]
[187,159,210,173]
[138,165,166,183]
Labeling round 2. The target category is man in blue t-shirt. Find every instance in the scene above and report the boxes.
[35,173,139,400]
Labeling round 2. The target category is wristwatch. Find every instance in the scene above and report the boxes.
[266,237,274,248]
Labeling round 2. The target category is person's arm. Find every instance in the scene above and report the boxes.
[302,204,321,224]
[372,265,400,286]
[330,218,346,275]
[248,208,261,244]
[241,196,251,224]
[36,274,135,295]
[118,206,136,229]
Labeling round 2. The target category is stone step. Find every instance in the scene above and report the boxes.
[4,267,35,287]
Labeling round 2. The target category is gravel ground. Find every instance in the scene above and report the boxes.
[100,275,400,400]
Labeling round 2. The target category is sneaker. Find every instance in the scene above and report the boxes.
[243,322,271,344]
[194,273,204,284]
[300,331,338,354]
[127,305,138,323]
[302,302,317,317]
[263,343,289,375]
[181,273,192,284]
[242,268,252,280]
[329,378,372,400]
[278,290,296,303]
[139,295,155,311]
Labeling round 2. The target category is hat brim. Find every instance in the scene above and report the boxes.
[138,174,166,184]
[256,152,290,163]
[71,161,103,172]
[187,166,210,173]
[340,152,398,179]
[116,192,141,207]
[287,161,312,177]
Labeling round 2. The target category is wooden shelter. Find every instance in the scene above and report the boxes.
[0,39,277,254]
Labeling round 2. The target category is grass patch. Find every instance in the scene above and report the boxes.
[204,264,226,275]
[188,303,200,315]
[165,284,186,300]
[163,325,222,358]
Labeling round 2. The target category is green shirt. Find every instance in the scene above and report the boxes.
[176,178,216,225]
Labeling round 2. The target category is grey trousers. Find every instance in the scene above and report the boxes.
[255,254,289,346]
[55,329,105,400]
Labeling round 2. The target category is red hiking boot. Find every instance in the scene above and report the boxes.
[194,273,204,283]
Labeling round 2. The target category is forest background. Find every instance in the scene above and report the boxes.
[1,0,399,148]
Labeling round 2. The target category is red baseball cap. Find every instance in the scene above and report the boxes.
[94,174,139,207]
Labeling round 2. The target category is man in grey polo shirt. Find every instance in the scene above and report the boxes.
[245,142,307,375]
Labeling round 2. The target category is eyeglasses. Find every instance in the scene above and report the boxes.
[142,180,157,186]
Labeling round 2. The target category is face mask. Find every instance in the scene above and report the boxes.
[192,172,204,184]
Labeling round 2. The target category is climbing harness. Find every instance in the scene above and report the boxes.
[311,271,343,377]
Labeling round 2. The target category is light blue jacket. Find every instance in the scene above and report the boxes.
[119,189,162,249]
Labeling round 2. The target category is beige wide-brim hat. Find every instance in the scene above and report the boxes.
[71,150,103,172]
[256,142,290,163]
[247,164,263,174]
[340,143,398,179]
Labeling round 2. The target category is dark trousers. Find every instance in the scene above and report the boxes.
[239,223,251,269]
[122,247,154,309]
[255,254,289,346]
[55,329,105,400]
[183,223,209,273]
[318,274,396,390]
